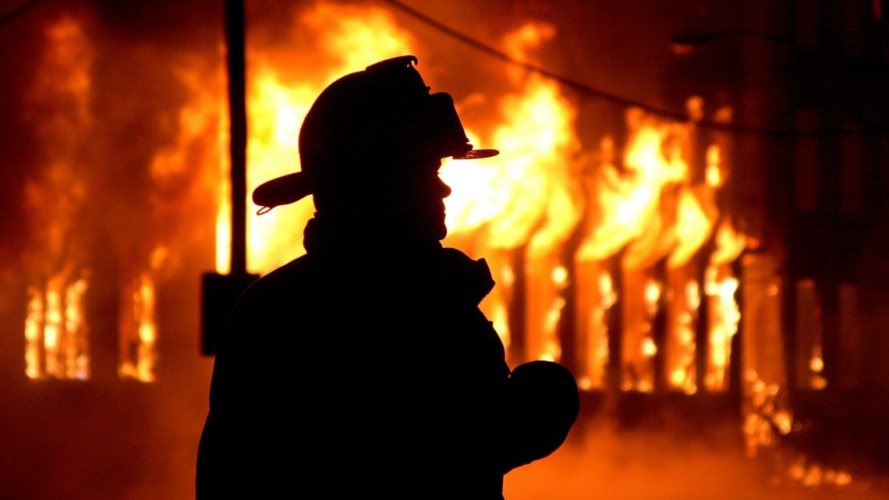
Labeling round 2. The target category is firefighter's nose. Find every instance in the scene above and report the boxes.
[438,177,452,199]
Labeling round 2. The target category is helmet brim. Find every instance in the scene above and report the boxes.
[452,148,499,160]
[252,147,499,213]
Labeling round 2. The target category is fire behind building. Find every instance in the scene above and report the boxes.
[0,0,887,499]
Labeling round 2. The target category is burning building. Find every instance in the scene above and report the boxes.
[1,0,888,499]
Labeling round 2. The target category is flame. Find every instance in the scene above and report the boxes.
[667,186,715,269]
[442,22,581,363]
[808,345,827,389]
[119,247,167,382]
[620,273,662,392]
[577,115,689,266]
[20,4,869,495]
[25,272,90,380]
[23,17,94,380]
[443,22,580,250]
[572,107,744,393]
[704,271,740,390]
[24,288,43,379]
[666,278,699,394]
[710,218,747,266]
[702,219,746,391]
[25,1,750,394]
[705,144,723,187]
[207,9,751,385]
[788,456,854,488]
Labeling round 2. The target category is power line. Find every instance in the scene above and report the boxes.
[382,0,887,137]
[0,0,50,28]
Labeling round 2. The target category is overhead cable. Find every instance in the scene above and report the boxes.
[382,0,886,137]
[0,0,50,28]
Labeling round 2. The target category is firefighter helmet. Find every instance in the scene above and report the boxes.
[252,55,497,212]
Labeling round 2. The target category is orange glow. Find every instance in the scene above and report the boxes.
[204,7,750,389]
[119,246,166,382]
[705,144,723,187]
[76,1,751,395]
[668,187,715,269]
[25,273,90,380]
[443,22,580,250]
[575,265,615,390]
[23,17,93,381]
[577,118,688,266]
[441,22,581,363]
[572,111,740,392]
[704,219,746,391]
[666,278,699,394]
[705,271,740,390]
[809,345,827,389]
[24,288,43,379]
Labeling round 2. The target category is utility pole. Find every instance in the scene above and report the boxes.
[201,0,258,355]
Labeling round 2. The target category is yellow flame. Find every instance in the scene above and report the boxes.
[118,246,168,382]
[667,187,715,268]
[809,344,827,389]
[705,144,723,187]
[666,278,699,394]
[119,272,158,382]
[644,279,661,316]
[444,73,581,250]
[641,337,657,357]
[442,22,581,364]
[443,21,580,249]
[703,218,746,391]
[23,17,94,380]
[705,271,740,391]
[204,5,753,398]
[710,218,747,265]
[24,288,44,379]
[575,264,614,390]
[64,276,89,380]
[26,271,90,380]
[577,116,689,266]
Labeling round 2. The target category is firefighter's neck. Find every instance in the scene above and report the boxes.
[303,209,443,258]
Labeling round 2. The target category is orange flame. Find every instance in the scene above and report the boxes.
[704,219,746,391]
[25,272,90,380]
[121,2,753,394]
[119,246,167,382]
[443,22,581,363]
[23,17,94,380]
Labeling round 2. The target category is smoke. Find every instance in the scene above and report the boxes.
[506,407,886,500]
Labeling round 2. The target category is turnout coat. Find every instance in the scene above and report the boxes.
[197,221,577,499]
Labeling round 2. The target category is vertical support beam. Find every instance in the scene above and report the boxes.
[201,0,258,356]
[695,251,711,393]
[225,0,248,276]
[607,252,624,393]
[509,245,527,364]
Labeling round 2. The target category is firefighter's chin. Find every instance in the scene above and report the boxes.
[435,217,448,242]
[419,212,448,243]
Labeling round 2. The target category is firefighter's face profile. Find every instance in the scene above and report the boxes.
[374,153,452,242]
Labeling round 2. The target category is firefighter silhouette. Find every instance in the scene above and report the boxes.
[196,56,579,500]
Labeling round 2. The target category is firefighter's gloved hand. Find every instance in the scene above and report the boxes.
[500,360,579,472]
